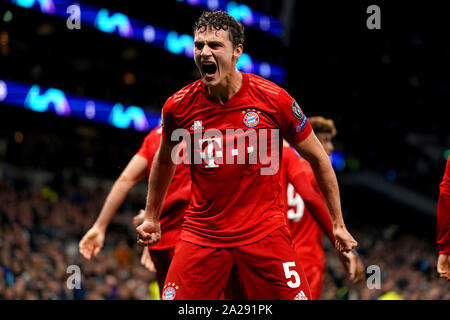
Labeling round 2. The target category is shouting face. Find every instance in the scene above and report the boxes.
[193,27,243,87]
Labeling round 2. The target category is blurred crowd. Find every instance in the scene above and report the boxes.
[0,175,156,300]
[0,169,448,300]
[322,225,450,300]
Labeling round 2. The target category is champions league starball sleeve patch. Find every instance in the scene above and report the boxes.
[292,101,303,120]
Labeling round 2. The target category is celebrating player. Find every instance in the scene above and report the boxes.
[136,10,358,300]
[281,116,365,300]
[79,126,190,290]
[437,156,450,280]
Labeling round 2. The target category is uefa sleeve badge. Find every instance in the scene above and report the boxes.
[292,101,303,120]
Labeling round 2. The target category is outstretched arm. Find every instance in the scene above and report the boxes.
[79,155,148,259]
[136,138,177,246]
[288,164,364,283]
[294,132,357,253]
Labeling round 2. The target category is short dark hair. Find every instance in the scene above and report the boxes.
[193,10,245,47]
[309,116,337,137]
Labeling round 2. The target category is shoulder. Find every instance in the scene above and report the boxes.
[143,126,162,144]
[247,73,283,98]
[167,79,203,110]
[283,145,298,160]
[247,73,295,114]
[283,146,306,166]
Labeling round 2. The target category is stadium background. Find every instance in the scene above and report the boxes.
[0,0,449,299]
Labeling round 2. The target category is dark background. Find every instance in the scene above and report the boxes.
[0,0,448,300]
[1,1,448,194]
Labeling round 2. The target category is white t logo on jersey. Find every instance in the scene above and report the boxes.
[171,128,280,174]
[199,137,223,168]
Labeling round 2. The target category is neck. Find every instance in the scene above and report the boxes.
[207,70,243,104]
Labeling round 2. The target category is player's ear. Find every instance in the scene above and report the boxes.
[233,44,243,60]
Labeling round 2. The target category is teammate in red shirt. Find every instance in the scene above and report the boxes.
[437,157,450,280]
[79,126,190,290]
[280,116,365,299]
[136,10,358,300]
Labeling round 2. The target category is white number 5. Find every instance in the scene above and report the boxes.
[282,262,300,288]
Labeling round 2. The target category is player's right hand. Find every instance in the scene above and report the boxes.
[437,254,450,280]
[136,219,161,246]
[333,226,358,253]
[79,226,105,260]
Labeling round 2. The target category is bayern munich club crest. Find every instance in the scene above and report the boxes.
[162,282,178,300]
[243,110,260,127]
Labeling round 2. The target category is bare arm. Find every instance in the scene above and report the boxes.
[294,132,357,252]
[136,138,177,246]
[94,155,148,232]
[79,155,147,259]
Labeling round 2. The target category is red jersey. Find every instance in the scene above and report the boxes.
[161,72,313,247]
[280,145,335,265]
[437,157,450,254]
[136,126,191,250]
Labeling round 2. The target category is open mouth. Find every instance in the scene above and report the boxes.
[202,62,217,77]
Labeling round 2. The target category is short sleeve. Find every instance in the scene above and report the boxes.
[278,89,312,146]
[136,127,162,174]
[161,97,180,146]
[284,146,303,180]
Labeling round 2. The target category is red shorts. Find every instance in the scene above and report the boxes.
[301,262,325,300]
[149,248,175,290]
[161,226,311,300]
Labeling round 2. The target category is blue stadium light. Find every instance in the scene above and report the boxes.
[25,85,71,116]
[330,151,346,171]
[13,0,55,14]
[4,0,286,84]
[109,103,150,131]
[176,0,283,37]
[0,79,161,132]
[165,31,194,57]
[94,8,134,38]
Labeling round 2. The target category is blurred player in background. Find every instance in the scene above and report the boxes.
[281,116,365,300]
[437,156,450,280]
[79,126,191,291]
[136,10,358,300]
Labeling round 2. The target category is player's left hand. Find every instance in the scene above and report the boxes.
[437,254,450,280]
[133,209,145,228]
[337,250,365,284]
[140,247,156,273]
[333,226,358,253]
[136,218,161,246]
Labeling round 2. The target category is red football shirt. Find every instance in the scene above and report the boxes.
[161,72,313,247]
[280,145,335,265]
[136,126,191,250]
[437,157,450,254]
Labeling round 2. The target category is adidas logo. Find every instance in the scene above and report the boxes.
[190,120,204,131]
[294,290,308,300]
